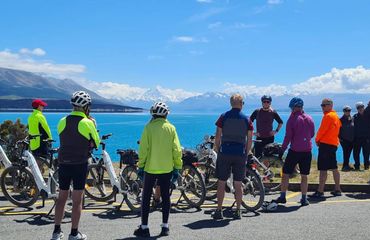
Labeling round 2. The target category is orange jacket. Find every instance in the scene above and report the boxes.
[315,110,341,146]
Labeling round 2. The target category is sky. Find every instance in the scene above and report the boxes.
[1,0,370,100]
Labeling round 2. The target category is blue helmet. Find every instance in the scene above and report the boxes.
[289,97,304,109]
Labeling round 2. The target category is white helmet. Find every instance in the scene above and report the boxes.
[355,101,365,109]
[150,102,169,116]
[71,91,92,107]
[262,201,278,212]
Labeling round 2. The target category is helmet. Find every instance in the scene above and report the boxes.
[289,97,304,109]
[150,102,169,116]
[261,95,272,102]
[355,101,365,109]
[70,91,92,107]
[343,105,352,111]
[32,99,47,108]
[262,201,278,212]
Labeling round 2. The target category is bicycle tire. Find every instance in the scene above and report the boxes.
[0,165,39,207]
[180,165,206,208]
[85,164,116,202]
[198,164,218,200]
[121,165,142,212]
[241,168,265,211]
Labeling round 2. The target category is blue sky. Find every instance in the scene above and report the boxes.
[1,0,370,96]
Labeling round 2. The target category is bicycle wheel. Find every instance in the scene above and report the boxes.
[259,156,284,192]
[85,164,116,202]
[241,168,265,211]
[0,165,39,207]
[121,165,142,212]
[197,164,218,200]
[179,165,206,208]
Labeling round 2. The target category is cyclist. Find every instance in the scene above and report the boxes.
[28,99,53,172]
[250,95,283,158]
[353,102,370,170]
[311,98,342,198]
[134,102,182,238]
[51,91,100,240]
[274,97,315,206]
[339,105,355,171]
[213,94,253,220]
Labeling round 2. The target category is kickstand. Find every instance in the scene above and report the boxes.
[115,195,125,210]
[173,192,184,206]
[229,200,236,210]
[45,200,56,218]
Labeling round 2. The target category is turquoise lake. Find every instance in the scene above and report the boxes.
[0,111,361,164]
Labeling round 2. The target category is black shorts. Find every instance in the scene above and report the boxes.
[58,163,88,190]
[318,143,338,171]
[216,153,246,181]
[283,149,312,175]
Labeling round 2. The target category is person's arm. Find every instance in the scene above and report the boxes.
[273,111,284,134]
[89,122,100,148]
[40,115,53,139]
[315,115,331,144]
[214,127,222,153]
[172,129,183,170]
[138,126,149,169]
[250,110,257,122]
[281,117,292,151]
[246,130,253,154]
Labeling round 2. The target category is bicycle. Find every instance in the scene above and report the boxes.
[0,138,12,169]
[84,134,142,212]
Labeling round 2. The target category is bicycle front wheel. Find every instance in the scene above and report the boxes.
[241,168,265,211]
[0,165,39,207]
[179,165,206,208]
[121,166,142,212]
[85,164,116,202]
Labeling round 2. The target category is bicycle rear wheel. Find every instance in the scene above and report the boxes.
[121,165,142,212]
[1,165,39,207]
[241,168,265,211]
[197,164,218,200]
[179,165,206,208]
[85,164,116,202]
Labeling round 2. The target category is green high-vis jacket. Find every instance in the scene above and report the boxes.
[138,118,182,174]
[28,109,52,151]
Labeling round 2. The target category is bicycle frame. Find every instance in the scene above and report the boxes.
[0,144,12,169]
[101,149,123,193]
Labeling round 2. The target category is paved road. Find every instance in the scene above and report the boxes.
[0,191,369,240]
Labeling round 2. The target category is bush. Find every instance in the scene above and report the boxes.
[0,119,28,162]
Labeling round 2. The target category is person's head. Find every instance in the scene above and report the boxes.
[230,94,244,109]
[150,101,169,119]
[32,99,47,111]
[261,95,272,109]
[289,97,304,112]
[70,91,92,114]
[320,98,333,113]
[342,105,352,116]
[355,101,365,114]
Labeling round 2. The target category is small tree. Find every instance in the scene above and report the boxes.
[0,119,28,162]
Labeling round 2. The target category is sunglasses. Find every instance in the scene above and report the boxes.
[320,104,330,107]
[263,101,271,104]
[344,110,351,112]
[357,107,364,110]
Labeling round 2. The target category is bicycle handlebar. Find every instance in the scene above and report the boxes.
[101,133,113,140]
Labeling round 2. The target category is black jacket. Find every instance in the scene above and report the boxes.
[353,113,370,139]
[339,115,354,142]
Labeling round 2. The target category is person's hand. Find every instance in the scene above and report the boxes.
[137,168,144,180]
[253,132,260,137]
[270,130,278,136]
[171,169,180,183]
[316,142,320,147]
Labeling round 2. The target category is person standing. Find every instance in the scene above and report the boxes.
[339,105,355,171]
[213,94,253,220]
[134,102,182,237]
[353,102,370,170]
[250,95,283,158]
[311,98,342,198]
[274,97,315,206]
[51,91,100,240]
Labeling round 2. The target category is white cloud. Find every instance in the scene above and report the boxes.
[0,49,85,78]
[172,36,208,43]
[197,0,212,3]
[267,0,283,5]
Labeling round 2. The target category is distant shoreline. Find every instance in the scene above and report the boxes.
[0,109,144,113]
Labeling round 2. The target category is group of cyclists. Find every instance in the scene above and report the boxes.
[21,90,370,239]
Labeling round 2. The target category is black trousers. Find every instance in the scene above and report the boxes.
[353,138,370,169]
[254,136,275,158]
[340,139,353,168]
[141,172,172,225]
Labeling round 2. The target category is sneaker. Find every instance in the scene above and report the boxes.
[300,198,310,206]
[68,232,86,240]
[309,191,324,198]
[330,190,342,196]
[233,209,241,219]
[341,166,354,172]
[51,231,64,240]
[354,167,361,171]
[133,226,150,238]
[212,209,224,220]
[273,196,287,204]
[159,227,169,236]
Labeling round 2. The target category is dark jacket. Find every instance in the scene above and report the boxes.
[353,113,370,140]
[339,115,354,142]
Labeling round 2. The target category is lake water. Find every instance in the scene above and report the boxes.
[0,111,360,164]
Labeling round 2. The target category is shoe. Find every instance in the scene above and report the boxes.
[159,227,169,236]
[233,209,241,219]
[365,166,369,170]
[310,191,324,198]
[51,231,64,240]
[273,196,287,204]
[212,209,224,220]
[341,166,354,172]
[354,167,361,171]
[300,198,310,206]
[68,232,86,240]
[133,226,150,238]
[330,190,342,196]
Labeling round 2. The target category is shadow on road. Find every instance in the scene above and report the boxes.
[184,218,232,230]
[13,214,71,226]
[261,205,302,213]
[92,208,140,220]
[345,193,370,200]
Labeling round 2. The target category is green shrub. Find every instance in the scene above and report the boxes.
[0,119,28,162]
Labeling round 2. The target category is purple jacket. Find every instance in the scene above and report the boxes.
[282,111,315,152]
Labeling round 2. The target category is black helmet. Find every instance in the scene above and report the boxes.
[261,95,272,102]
